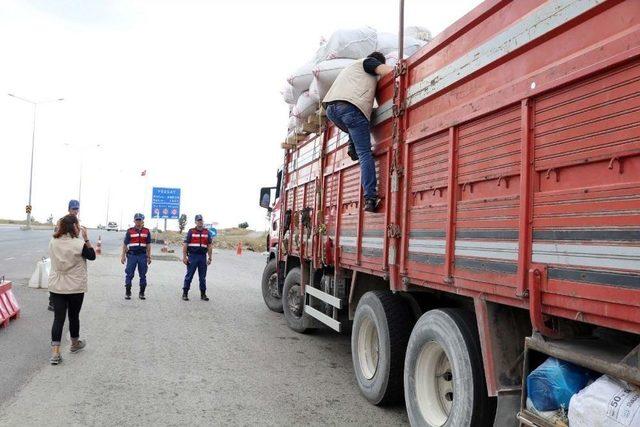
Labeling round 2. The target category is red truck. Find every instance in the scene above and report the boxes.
[259,1,640,425]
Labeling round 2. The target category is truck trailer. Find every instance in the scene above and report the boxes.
[259,0,640,425]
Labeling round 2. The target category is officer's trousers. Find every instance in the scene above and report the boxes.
[125,252,148,290]
[183,252,207,292]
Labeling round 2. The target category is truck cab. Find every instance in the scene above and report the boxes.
[258,167,285,313]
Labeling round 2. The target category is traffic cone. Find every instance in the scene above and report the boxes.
[236,241,242,256]
[96,236,102,255]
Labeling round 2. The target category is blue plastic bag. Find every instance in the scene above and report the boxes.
[527,357,596,411]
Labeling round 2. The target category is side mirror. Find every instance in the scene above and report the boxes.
[259,187,272,209]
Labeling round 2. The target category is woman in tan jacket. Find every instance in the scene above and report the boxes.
[48,214,96,365]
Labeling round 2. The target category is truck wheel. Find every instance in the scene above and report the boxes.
[282,267,312,333]
[261,259,283,313]
[351,291,413,405]
[404,309,496,427]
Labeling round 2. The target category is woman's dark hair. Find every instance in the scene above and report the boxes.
[368,51,386,64]
[53,214,79,238]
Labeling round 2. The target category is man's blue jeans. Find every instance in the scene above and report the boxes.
[125,252,148,291]
[326,102,377,200]
[183,252,207,292]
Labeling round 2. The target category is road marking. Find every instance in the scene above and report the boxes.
[5,257,15,261]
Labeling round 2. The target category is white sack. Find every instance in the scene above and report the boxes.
[569,375,640,427]
[287,61,315,94]
[310,58,355,102]
[292,91,318,121]
[376,32,426,56]
[288,114,301,131]
[308,78,322,103]
[406,26,432,42]
[315,27,377,62]
[385,50,408,67]
[282,83,301,105]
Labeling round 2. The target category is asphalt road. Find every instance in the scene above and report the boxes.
[0,227,408,425]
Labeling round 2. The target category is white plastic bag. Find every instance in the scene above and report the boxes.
[292,91,318,121]
[569,375,640,427]
[287,61,315,94]
[315,27,377,62]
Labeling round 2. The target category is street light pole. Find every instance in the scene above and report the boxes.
[8,93,64,230]
[27,103,37,229]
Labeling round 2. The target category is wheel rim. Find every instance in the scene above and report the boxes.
[415,341,454,426]
[357,315,379,380]
[287,284,302,318]
[268,273,279,298]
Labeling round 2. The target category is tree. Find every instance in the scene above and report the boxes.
[238,222,249,229]
[178,214,187,233]
[47,214,54,225]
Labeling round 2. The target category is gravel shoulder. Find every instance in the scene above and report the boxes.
[0,248,408,425]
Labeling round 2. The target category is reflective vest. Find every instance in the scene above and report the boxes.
[127,227,150,250]
[187,228,209,250]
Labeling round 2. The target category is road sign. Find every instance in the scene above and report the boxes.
[151,187,180,219]
[209,227,217,238]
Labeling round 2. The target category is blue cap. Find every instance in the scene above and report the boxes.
[68,200,80,210]
[134,213,145,220]
[195,214,203,221]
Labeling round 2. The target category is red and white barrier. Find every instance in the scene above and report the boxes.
[0,281,20,328]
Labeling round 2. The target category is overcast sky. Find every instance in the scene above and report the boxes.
[0,0,482,230]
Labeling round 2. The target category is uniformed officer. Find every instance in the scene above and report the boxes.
[182,214,212,301]
[120,213,152,300]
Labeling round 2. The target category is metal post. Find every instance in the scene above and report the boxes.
[398,0,405,60]
[78,157,83,205]
[105,186,111,226]
[26,104,37,230]
[164,218,167,232]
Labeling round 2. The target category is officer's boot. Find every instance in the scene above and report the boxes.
[139,286,146,300]
[182,290,189,301]
[125,286,132,300]
[201,292,209,302]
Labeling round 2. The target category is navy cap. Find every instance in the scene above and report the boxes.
[134,213,145,220]
[68,199,80,210]
[195,214,203,221]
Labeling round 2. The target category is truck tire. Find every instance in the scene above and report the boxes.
[261,259,283,313]
[404,309,496,427]
[351,291,413,405]
[282,267,312,333]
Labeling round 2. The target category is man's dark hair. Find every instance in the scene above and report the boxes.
[367,51,386,64]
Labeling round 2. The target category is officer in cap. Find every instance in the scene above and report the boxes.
[120,213,152,300]
[182,214,212,301]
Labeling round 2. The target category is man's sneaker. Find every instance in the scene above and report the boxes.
[139,293,146,300]
[364,198,380,213]
[347,141,359,161]
[70,340,86,353]
[125,286,132,300]
[50,353,62,365]
[182,292,189,301]
[201,293,210,301]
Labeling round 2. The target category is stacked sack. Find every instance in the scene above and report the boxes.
[283,26,431,133]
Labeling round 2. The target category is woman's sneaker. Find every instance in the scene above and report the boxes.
[50,353,62,365]
[70,340,86,353]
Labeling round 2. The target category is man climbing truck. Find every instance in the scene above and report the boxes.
[260,1,640,425]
